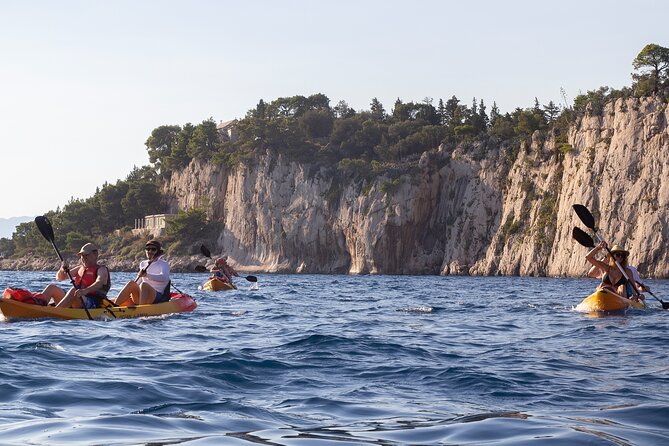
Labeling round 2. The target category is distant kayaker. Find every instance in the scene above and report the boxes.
[115,240,171,306]
[209,264,229,283]
[212,255,239,284]
[40,242,112,308]
[585,241,644,301]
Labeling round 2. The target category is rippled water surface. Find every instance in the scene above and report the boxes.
[1,271,668,445]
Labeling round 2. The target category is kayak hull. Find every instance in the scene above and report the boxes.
[202,278,236,291]
[0,293,197,320]
[575,289,646,313]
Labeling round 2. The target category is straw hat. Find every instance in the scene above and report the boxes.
[610,245,629,256]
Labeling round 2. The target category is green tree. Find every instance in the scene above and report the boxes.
[489,101,501,127]
[145,125,181,169]
[370,98,386,121]
[0,237,15,257]
[443,96,466,128]
[121,181,164,222]
[59,199,98,237]
[165,207,211,243]
[164,123,195,170]
[543,100,560,123]
[12,218,52,255]
[299,109,334,139]
[334,100,355,119]
[187,119,220,160]
[97,181,130,231]
[513,107,547,137]
[392,98,414,121]
[437,98,446,125]
[633,43,669,94]
[489,112,515,140]
[416,98,439,125]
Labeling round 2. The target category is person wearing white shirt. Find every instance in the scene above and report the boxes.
[114,240,171,306]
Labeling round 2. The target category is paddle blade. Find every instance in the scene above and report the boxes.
[572,204,597,230]
[200,244,212,258]
[34,216,55,242]
[245,275,258,282]
[194,265,208,273]
[572,227,595,248]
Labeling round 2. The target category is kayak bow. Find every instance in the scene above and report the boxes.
[575,288,646,313]
[202,278,237,291]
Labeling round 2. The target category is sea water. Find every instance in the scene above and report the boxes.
[1,271,668,445]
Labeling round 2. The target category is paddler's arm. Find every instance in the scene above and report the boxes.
[587,264,602,279]
[585,241,609,272]
[56,262,71,281]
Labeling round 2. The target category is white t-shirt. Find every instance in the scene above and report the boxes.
[138,258,170,294]
[628,265,641,284]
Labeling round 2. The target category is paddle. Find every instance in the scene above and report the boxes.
[572,205,669,309]
[34,216,93,319]
[572,204,641,296]
[572,226,595,248]
[200,245,257,282]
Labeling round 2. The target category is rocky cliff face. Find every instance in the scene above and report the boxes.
[163,96,669,277]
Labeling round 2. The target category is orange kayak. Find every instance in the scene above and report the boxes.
[202,278,237,291]
[0,292,197,320]
[575,289,646,313]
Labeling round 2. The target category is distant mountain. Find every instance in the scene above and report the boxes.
[0,216,33,239]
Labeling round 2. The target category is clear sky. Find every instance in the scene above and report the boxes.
[0,0,666,219]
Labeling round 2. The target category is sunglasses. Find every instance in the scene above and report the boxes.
[145,247,158,252]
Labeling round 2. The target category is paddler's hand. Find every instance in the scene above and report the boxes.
[60,261,70,273]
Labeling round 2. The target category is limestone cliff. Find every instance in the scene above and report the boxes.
[163,96,669,277]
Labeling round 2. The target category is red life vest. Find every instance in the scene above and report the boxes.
[3,287,46,306]
[74,265,111,296]
[75,265,99,289]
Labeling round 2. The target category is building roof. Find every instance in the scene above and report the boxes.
[217,119,238,130]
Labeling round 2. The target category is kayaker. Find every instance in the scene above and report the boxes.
[215,255,240,284]
[115,240,171,306]
[585,241,643,300]
[46,243,112,308]
[209,264,230,284]
[587,253,650,295]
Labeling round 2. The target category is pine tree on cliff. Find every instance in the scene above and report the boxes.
[632,43,669,94]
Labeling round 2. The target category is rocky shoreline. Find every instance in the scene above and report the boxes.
[0,255,214,273]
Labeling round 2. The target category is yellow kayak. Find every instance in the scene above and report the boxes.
[575,289,646,313]
[202,278,237,291]
[0,293,197,320]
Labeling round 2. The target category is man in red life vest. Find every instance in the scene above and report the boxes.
[40,242,111,308]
